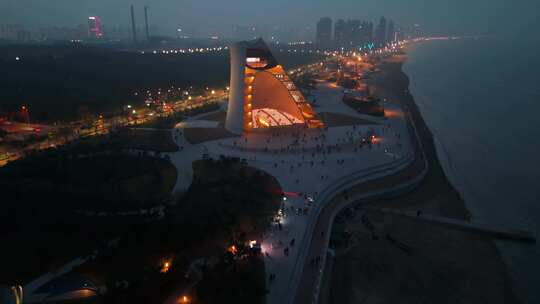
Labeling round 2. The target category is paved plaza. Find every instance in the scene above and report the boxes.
[168,80,414,303]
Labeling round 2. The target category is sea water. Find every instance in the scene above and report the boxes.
[403,37,540,303]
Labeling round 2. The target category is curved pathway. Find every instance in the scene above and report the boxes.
[165,81,417,304]
[293,107,427,304]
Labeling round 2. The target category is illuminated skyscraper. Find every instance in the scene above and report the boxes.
[87,16,103,39]
[226,39,323,134]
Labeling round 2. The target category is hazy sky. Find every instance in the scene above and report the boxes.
[1,0,539,37]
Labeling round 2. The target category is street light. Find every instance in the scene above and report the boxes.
[11,285,23,304]
[21,105,30,124]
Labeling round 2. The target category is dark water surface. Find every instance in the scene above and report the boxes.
[404,37,540,303]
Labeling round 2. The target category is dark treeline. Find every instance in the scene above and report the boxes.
[0,150,177,282]
[0,45,324,122]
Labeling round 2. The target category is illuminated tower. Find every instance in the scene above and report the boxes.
[225,38,323,134]
[87,16,103,39]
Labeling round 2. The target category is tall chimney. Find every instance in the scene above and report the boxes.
[130,4,137,44]
[144,6,150,41]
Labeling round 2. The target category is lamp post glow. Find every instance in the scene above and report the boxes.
[11,285,23,304]
[161,260,172,273]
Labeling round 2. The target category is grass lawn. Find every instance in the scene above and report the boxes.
[106,129,178,152]
[72,128,178,153]
[136,114,182,130]
[0,153,177,210]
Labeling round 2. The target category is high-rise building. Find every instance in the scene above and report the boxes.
[226,39,324,134]
[387,20,395,43]
[395,26,403,42]
[413,24,422,38]
[331,19,373,49]
[334,19,346,48]
[376,17,387,47]
[361,21,374,46]
[87,16,103,39]
[344,19,361,46]
[316,17,332,47]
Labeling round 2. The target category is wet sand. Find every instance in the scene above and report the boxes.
[323,55,518,304]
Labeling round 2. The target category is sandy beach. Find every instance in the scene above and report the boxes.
[321,54,519,304]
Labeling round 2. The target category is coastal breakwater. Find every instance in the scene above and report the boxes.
[365,207,536,243]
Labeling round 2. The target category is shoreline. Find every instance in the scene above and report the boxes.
[368,54,469,219]
[321,54,518,304]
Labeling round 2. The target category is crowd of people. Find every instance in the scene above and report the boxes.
[170,107,408,292]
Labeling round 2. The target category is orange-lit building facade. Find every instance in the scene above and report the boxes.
[225,39,323,134]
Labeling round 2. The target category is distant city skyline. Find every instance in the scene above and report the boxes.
[1,0,539,39]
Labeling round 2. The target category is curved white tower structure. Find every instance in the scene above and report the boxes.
[225,38,323,134]
[225,42,247,134]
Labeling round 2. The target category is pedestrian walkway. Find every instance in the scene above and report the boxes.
[164,80,414,304]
